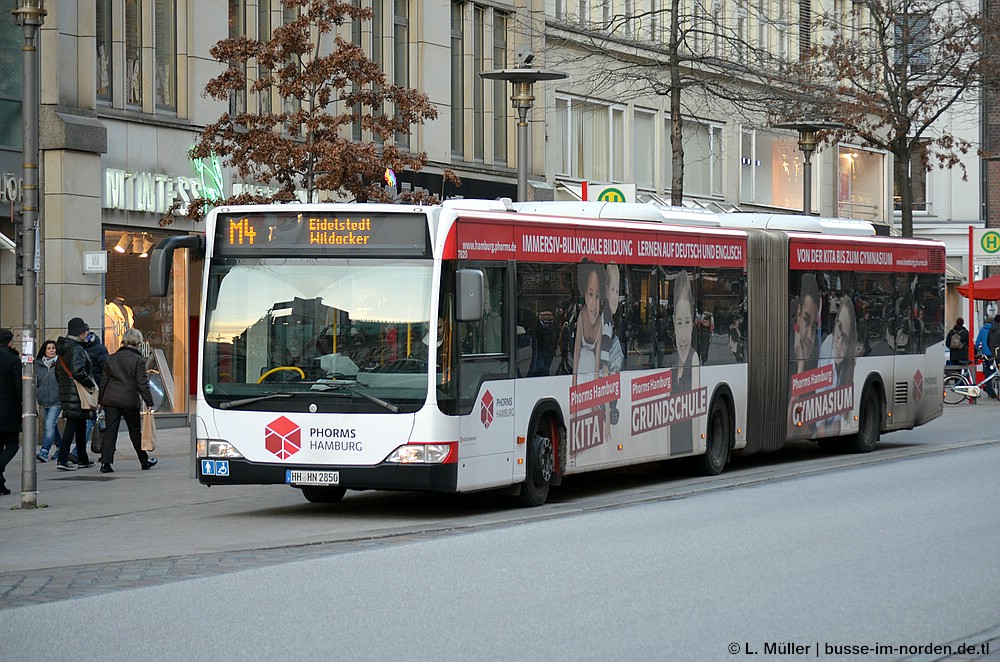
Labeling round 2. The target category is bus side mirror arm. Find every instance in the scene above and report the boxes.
[456,269,484,322]
[149,235,205,297]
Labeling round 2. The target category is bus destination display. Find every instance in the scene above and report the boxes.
[216,211,428,256]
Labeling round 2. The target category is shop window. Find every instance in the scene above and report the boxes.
[103,229,188,414]
[838,145,885,221]
[740,128,817,211]
[893,139,929,213]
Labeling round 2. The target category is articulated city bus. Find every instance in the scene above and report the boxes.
[150,199,945,506]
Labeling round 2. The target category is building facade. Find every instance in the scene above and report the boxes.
[0,0,984,418]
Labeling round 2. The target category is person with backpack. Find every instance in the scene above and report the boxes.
[974,316,998,399]
[946,317,970,366]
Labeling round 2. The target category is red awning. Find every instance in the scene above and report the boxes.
[957,274,1000,300]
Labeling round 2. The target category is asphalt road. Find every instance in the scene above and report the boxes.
[1,415,997,661]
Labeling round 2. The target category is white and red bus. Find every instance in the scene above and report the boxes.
[150,200,945,505]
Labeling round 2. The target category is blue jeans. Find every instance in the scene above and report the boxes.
[38,404,61,458]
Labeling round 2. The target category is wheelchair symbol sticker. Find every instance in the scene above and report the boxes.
[201,460,229,476]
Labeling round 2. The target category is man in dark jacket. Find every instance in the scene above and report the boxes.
[68,330,110,464]
[0,328,22,495]
[54,317,97,470]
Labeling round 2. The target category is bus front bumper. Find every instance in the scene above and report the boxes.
[197,458,458,493]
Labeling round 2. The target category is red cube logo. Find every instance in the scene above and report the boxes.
[265,416,301,459]
[480,390,494,429]
[912,369,923,403]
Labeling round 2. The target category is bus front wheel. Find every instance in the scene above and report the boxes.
[518,418,555,507]
[300,486,347,503]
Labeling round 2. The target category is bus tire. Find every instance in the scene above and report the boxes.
[518,417,556,507]
[300,486,347,503]
[847,387,881,453]
[697,397,731,476]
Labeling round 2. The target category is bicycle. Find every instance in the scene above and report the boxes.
[943,357,999,404]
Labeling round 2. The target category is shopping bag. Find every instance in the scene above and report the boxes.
[141,408,156,452]
[90,421,103,455]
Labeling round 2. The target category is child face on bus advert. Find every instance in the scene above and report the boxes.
[674,296,694,356]
[606,265,620,315]
[584,269,601,324]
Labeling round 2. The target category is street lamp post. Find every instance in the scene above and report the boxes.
[773,120,842,216]
[13,0,46,509]
[480,57,567,202]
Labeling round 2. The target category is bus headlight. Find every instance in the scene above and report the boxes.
[197,438,244,458]
[384,443,454,464]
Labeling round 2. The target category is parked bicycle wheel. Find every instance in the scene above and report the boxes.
[942,373,968,405]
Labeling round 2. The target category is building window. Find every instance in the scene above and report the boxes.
[798,0,812,58]
[893,139,929,213]
[740,129,817,211]
[257,0,272,116]
[228,0,246,116]
[125,0,142,106]
[393,0,410,148]
[667,119,723,198]
[634,108,656,189]
[492,12,507,165]
[154,0,177,111]
[555,95,625,183]
[0,8,21,150]
[839,145,885,221]
[894,12,930,76]
[473,6,485,161]
[451,2,464,156]
[97,0,113,102]
[452,2,509,162]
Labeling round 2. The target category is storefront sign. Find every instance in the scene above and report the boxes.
[103,157,225,215]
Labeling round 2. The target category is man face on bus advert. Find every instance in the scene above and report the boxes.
[793,277,820,372]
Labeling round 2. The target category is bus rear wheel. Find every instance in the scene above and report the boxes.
[518,418,555,507]
[301,486,347,503]
[696,398,731,475]
[847,388,881,453]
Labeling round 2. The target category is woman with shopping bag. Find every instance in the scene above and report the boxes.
[98,328,157,473]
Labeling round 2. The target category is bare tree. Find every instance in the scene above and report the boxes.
[784,0,1000,236]
[542,1,792,206]
[164,0,442,224]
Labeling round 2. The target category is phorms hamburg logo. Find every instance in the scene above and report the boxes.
[480,390,494,429]
[265,416,301,459]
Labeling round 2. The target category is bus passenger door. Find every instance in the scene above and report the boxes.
[455,263,515,490]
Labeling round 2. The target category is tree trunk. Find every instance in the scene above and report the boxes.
[669,0,684,207]
[893,149,914,237]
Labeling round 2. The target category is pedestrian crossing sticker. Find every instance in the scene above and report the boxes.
[201,460,229,476]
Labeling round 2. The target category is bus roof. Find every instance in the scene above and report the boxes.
[511,201,722,227]
[716,212,876,236]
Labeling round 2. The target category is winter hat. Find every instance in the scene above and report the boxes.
[0,328,12,345]
[67,317,89,336]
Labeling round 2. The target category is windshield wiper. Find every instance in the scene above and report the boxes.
[219,393,293,410]
[311,381,400,413]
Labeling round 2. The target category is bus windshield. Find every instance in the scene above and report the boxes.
[202,257,434,412]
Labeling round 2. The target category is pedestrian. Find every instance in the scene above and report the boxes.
[945,317,970,366]
[98,328,157,473]
[0,328,22,496]
[69,330,109,463]
[54,317,98,470]
[34,339,62,462]
[974,316,997,399]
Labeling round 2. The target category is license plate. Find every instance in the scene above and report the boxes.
[287,470,340,486]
